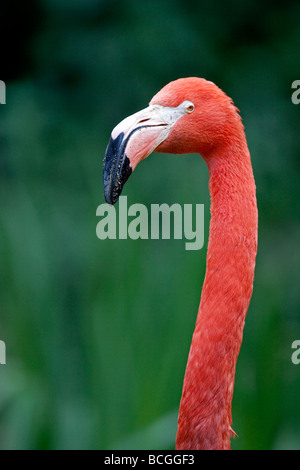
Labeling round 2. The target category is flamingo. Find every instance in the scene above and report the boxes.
[103,78,258,450]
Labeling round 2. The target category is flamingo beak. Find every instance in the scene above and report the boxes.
[103,104,171,205]
[103,102,190,205]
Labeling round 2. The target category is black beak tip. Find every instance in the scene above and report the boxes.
[103,133,133,205]
[103,181,118,205]
[103,159,119,205]
[103,188,114,205]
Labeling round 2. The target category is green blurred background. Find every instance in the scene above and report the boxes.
[1,0,300,450]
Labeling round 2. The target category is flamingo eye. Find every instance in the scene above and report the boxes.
[186,102,195,113]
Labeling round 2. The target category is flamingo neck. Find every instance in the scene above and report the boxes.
[176,139,258,450]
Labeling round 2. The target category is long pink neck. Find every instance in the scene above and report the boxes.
[176,137,258,450]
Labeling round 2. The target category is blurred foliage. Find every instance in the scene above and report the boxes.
[0,0,300,450]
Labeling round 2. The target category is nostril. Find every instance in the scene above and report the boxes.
[139,118,150,124]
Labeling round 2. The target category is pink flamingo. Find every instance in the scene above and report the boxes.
[103,78,258,450]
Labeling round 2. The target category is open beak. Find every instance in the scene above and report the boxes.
[103,102,189,205]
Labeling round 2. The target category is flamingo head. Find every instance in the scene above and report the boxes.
[103,77,242,205]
